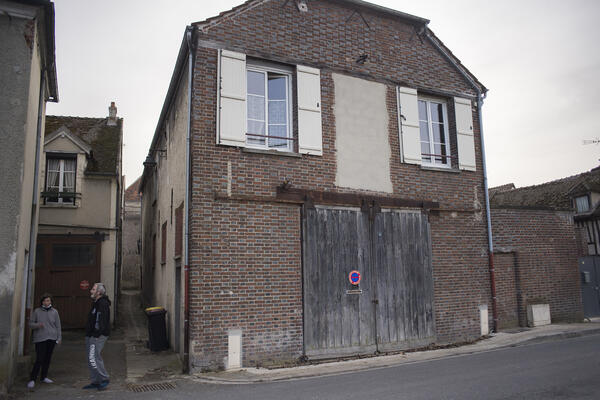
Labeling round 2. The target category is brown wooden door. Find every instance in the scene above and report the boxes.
[35,235,101,329]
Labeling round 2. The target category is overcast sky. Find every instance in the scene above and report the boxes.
[46,0,600,189]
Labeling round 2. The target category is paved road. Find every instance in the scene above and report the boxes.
[17,333,600,399]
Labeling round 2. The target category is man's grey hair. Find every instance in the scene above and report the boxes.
[95,282,106,295]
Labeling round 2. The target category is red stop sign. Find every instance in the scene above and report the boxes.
[80,280,90,290]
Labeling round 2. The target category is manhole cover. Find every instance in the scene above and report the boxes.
[128,382,176,392]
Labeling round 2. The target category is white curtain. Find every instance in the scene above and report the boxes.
[46,159,60,190]
[63,159,76,192]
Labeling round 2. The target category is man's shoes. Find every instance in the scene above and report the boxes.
[27,380,35,389]
[82,383,99,389]
[97,380,109,391]
[42,378,53,383]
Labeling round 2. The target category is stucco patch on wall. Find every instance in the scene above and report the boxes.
[333,73,392,193]
[0,248,17,298]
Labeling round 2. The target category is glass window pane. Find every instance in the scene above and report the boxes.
[247,71,265,95]
[268,100,287,125]
[268,125,288,148]
[247,95,265,121]
[430,102,444,123]
[51,244,96,267]
[421,141,430,155]
[418,100,428,121]
[576,196,590,212]
[63,172,75,191]
[432,123,445,143]
[419,121,430,141]
[247,120,265,135]
[268,75,286,100]
[63,159,76,172]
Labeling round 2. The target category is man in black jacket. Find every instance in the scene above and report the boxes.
[83,282,111,390]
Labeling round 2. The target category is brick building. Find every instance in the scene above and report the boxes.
[490,169,600,325]
[141,0,496,372]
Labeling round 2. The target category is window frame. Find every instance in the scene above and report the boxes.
[44,154,77,205]
[245,63,294,152]
[418,97,451,168]
[575,195,591,213]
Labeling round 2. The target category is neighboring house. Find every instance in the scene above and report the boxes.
[141,0,495,372]
[122,176,142,290]
[0,0,58,393]
[35,103,123,328]
[489,171,590,328]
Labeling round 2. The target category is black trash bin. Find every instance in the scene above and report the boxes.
[145,307,168,351]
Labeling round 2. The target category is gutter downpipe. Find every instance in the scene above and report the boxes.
[423,25,497,332]
[183,25,193,374]
[20,67,47,355]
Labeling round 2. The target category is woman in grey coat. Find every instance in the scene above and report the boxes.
[27,294,62,389]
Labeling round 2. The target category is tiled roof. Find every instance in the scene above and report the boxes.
[490,167,600,210]
[488,183,515,197]
[124,176,142,202]
[45,116,122,174]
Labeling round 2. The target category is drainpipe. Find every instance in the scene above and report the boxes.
[19,67,47,355]
[183,25,194,374]
[423,26,497,332]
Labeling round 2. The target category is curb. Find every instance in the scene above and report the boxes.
[191,325,600,385]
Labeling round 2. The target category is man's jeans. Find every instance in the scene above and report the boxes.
[85,335,109,384]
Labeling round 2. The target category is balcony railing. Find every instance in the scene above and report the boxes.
[41,191,81,204]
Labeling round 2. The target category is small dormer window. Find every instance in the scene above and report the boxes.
[45,155,76,204]
[575,195,590,213]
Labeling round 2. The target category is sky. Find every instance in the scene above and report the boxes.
[46,0,600,189]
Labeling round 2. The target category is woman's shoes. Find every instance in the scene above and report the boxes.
[27,380,35,389]
[42,378,53,383]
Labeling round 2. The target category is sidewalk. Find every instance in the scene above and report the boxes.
[10,294,600,396]
[11,290,181,398]
[194,319,600,384]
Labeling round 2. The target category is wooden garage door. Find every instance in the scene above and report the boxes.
[302,207,435,357]
[35,235,101,329]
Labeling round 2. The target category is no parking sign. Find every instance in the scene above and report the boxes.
[348,270,361,285]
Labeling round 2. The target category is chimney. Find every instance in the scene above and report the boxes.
[107,101,117,126]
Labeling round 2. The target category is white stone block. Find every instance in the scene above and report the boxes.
[527,304,551,327]
[227,329,242,370]
[479,304,489,336]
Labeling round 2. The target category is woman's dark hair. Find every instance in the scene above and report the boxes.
[39,293,53,306]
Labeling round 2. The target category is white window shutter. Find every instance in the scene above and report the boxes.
[218,50,246,147]
[397,87,421,165]
[297,65,322,156]
[454,97,476,171]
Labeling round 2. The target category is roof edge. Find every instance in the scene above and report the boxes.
[193,0,428,32]
[141,26,193,192]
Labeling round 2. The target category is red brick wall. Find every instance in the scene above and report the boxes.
[491,208,583,325]
[187,0,491,369]
[493,252,519,329]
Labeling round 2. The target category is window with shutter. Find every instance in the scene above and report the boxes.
[218,50,323,156]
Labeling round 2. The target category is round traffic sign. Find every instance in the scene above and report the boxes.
[80,280,90,290]
[349,270,361,285]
